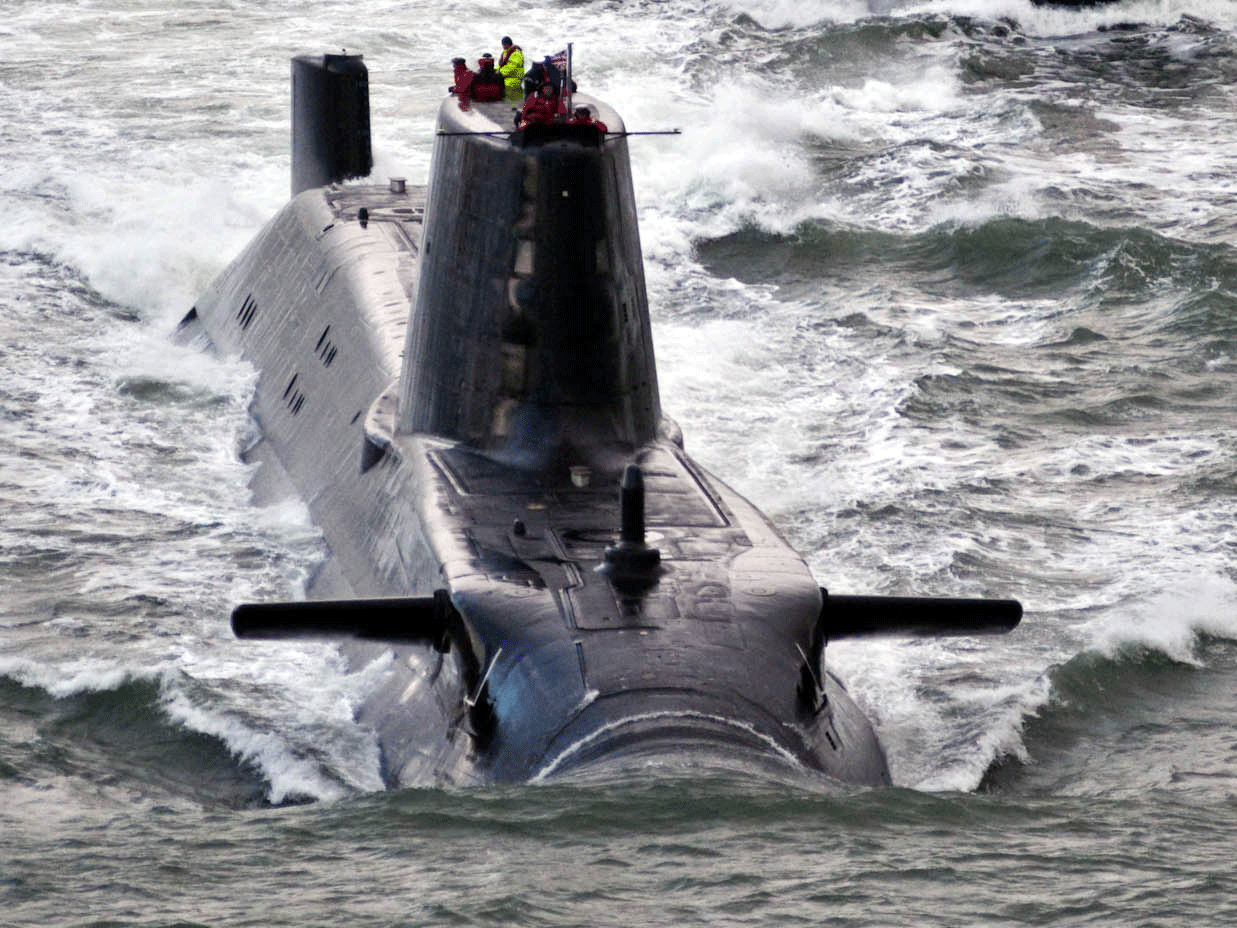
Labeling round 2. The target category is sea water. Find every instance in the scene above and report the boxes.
[3,0,1237,924]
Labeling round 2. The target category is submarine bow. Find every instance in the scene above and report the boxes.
[185,53,1021,789]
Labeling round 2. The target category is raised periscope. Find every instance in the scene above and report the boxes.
[182,53,1021,788]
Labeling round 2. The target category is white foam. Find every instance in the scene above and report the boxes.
[1088,574,1237,664]
[0,656,151,700]
[161,679,384,803]
[532,709,805,781]
[718,0,879,28]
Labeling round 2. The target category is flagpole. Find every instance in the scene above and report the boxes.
[565,43,573,119]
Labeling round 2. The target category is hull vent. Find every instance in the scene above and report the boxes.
[236,294,258,330]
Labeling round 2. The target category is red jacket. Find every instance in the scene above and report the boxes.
[452,61,474,97]
[567,114,608,133]
[471,62,504,102]
[519,91,558,126]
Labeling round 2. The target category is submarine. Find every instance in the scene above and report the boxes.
[180,53,1021,788]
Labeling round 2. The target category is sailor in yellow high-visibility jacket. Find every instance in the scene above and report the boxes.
[498,37,525,102]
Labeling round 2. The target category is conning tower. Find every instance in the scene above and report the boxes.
[397,100,661,469]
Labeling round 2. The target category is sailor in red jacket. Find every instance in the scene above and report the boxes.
[567,106,607,133]
[470,55,504,102]
[517,82,559,127]
[450,57,474,97]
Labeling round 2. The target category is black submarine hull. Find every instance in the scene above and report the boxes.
[185,54,1018,788]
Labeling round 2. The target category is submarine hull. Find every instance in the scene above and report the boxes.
[189,54,1018,789]
[185,88,890,786]
[184,168,888,784]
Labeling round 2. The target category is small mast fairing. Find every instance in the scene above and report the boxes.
[185,53,1021,788]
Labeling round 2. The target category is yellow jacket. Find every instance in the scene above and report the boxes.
[498,46,525,101]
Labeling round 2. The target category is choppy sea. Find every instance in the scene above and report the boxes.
[3,0,1237,924]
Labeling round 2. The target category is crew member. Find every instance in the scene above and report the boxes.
[540,55,577,95]
[567,106,607,133]
[449,57,474,97]
[541,55,563,93]
[518,82,559,128]
[471,54,504,102]
[497,37,525,102]
[523,61,546,98]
